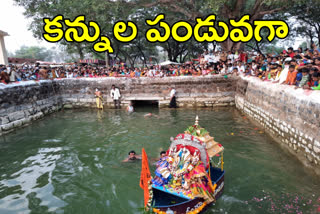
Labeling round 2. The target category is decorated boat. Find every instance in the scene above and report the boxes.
[140,116,225,214]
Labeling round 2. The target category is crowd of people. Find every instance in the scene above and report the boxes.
[1,45,320,90]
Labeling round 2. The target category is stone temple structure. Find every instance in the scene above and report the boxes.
[0,30,9,65]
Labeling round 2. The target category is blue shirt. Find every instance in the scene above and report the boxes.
[135,71,141,77]
[296,72,303,86]
[314,80,319,87]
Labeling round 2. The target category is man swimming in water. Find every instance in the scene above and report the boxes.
[144,113,159,118]
[122,150,142,162]
[159,151,166,159]
[151,151,167,165]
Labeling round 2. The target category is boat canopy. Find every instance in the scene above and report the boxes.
[183,118,224,158]
[169,133,209,169]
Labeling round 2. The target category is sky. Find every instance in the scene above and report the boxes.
[0,0,56,54]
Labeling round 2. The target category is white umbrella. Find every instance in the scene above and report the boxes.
[158,60,180,66]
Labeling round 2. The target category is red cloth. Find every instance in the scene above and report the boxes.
[240,53,247,62]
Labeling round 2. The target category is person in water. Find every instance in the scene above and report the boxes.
[151,151,167,164]
[159,151,166,159]
[144,113,159,118]
[144,113,152,117]
[122,150,142,162]
[94,88,103,109]
[126,101,134,113]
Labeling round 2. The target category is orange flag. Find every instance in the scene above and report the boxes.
[139,148,151,207]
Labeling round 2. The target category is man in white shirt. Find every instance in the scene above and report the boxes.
[110,85,121,109]
[169,87,177,108]
[227,51,234,63]
[147,66,156,77]
[204,53,211,64]
[207,51,215,66]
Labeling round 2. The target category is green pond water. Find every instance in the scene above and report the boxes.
[0,108,319,214]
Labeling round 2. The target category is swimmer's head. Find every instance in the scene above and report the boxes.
[128,150,136,156]
[160,151,166,158]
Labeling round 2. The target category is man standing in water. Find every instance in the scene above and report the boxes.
[169,87,177,108]
[110,85,121,109]
[94,88,103,109]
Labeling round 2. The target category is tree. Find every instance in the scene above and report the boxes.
[288,0,320,48]
[15,0,117,60]
[11,46,53,61]
[136,0,298,51]
[14,0,160,66]
[15,0,304,61]
[299,41,308,51]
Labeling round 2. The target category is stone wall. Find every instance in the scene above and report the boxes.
[0,76,236,135]
[1,75,319,175]
[0,81,63,135]
[58,76,236,108]
[235,76,320,176]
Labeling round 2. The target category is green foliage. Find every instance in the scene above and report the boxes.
[299,41,308,50]
[185,125,208,137]
[11,46,53,61]
[264,45,285,55]
[288,0,320,47]
[14,0,313,58]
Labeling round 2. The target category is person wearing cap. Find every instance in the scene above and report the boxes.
[95,88,103,109]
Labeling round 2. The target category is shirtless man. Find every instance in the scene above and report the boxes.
[126,101,134,113]
[39,67,48,79]
[122,150,142,162]
[144,113,159,118]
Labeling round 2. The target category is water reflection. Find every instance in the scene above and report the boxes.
[0,108,319,214]
[0,147,66,213]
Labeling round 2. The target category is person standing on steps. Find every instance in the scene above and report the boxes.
[110,85,121,109]
[169,87,177,108]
